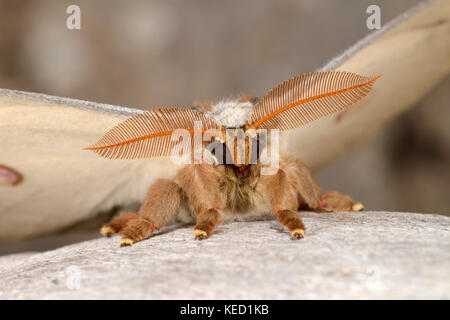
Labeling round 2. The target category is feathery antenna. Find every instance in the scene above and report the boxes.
[85,108,219,159]
[249,71,381,130]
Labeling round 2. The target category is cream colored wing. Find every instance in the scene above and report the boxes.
[284,0,450,170]
[0,90,179,239]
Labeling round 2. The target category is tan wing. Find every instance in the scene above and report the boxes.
[284,0,450,170]
[0,90,180,239]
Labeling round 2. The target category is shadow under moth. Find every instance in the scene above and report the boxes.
[86,71,379,246]
[0,0,447,241]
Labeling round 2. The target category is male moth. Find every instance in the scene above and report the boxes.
[1,0,446,241]
[86,71,380,246]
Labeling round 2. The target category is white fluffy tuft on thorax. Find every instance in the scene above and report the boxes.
[206,100,254,128]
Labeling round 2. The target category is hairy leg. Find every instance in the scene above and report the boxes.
[101,178,182,246]
[176,164,224,240]
[119,218,156,246]
[293,159,322,210]
[319,190,364,212]
[261,167,306,239]
[288,157,363,212]
[100,212,140,237]
[276,209,306,239]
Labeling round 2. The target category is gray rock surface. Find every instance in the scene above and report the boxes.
[0,211,448,299]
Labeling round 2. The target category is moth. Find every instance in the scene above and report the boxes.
[1,0,445,241]
[86,71,380,246]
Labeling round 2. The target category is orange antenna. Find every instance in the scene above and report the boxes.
[85,108,219,159]
[249,71,381,130]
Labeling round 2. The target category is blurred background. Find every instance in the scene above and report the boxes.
[1,0,448,220]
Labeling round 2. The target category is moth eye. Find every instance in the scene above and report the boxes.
[249,136,260,164]
[223,143,233,165]
[205,141,230,164]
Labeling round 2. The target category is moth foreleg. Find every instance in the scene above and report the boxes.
[264,167,306,239]
[275,209,306,239]
[176,164,224,240]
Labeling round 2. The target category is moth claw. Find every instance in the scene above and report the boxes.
[290,229,305,240]
[119,237,134,247]
[194,229,208,240]
[100,226,114,237]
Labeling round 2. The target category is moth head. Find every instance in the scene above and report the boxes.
[207,123,262,168]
